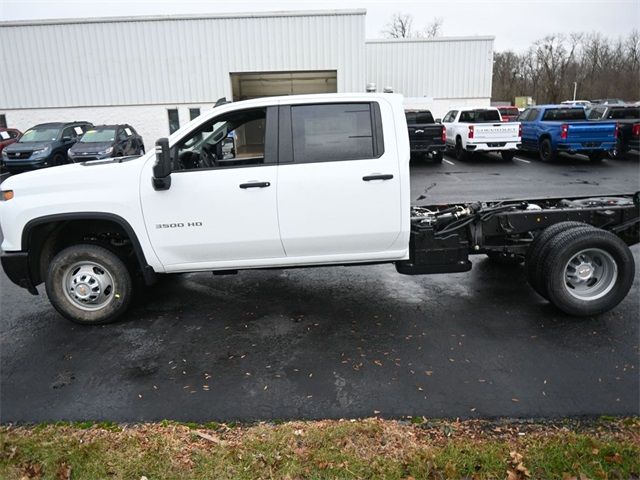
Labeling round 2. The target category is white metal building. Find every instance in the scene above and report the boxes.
[367,37,495,118]
[0,9,493,145]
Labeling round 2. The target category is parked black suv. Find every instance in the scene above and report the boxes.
[68,124,145,162]
[2,121,92,174]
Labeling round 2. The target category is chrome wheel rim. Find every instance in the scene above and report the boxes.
[62,261,116,311]
[564,248,617,301]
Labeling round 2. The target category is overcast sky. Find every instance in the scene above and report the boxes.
[1,0,638,51]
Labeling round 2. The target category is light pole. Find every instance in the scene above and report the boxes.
[573,82,577,101]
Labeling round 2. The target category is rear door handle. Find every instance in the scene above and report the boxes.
[239,181,271,189]
[363,174,393,181]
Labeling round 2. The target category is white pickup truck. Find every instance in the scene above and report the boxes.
[1,94,638,325]
[442,107,521,161]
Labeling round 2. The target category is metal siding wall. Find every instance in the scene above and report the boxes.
[0,12,365,109]
[365,38,494,99]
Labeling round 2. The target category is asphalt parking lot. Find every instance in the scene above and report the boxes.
[1,152,639,423]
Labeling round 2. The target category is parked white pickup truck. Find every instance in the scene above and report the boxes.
[1,94,638,325]
[442,107,521,161]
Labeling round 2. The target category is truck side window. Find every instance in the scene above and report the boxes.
[62,126,79,140]
[290,103,381,163]
[174,107,268,171]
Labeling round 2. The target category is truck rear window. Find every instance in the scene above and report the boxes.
[607,107,640,119]
[405,111,434,125]
[459,110,501,123]
[542,109,586,121]
[499,108,519,117]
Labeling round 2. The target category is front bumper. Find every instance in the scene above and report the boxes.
[3,158,49,173]
[1,251,38,294]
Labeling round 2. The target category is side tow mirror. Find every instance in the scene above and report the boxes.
[152,137,172,191]
[435,118,442,124]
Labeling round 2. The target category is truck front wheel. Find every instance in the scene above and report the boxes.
[541,228,635,316]
[45,244,133,325]
[538,138,557,162]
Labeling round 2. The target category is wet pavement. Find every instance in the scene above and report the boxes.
[1,153,639,422]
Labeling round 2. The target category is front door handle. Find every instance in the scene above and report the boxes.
[363,174,393,181]
[239,181,271,189]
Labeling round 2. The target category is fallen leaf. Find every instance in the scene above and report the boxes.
[56,462,71,480]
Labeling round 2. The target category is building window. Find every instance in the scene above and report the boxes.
[0,115,6,128]
[167,109,180,134]
[189,108,201,120]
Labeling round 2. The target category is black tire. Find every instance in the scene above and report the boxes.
[486,251,523,265]
[541,228,635,316]
[501,151,515,161]
[431,151,443,163]
[455,138,468,161]
[539,138,556,162]
[608,139,625,159]
[45,244,133,325]
[52,153,65,166]
[525,221,596,298]
[588,151,603,162]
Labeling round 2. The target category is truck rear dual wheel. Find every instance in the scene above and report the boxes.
[527,224,634,316]
[541,228,634,316]
[526,222,596,298]
[46,244,133,325]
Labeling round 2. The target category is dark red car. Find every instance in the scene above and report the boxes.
[497,106,520,122]
[0,128,21,155]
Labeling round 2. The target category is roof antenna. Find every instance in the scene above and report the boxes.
[214,97,230,107]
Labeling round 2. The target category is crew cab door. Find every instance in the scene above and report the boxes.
[276,100,403,259]
[519,108,539,149]
[140,106,285,270]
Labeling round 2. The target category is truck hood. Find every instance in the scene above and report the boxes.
[4,141,50,153]
[69,142,113,154]
[2,155,147,193]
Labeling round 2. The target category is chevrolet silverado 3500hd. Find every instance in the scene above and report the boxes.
[0,94,638,324]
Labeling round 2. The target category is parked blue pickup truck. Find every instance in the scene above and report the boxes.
[518,105,617,162]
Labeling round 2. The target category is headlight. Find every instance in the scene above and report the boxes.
[99,146,114,156]
[32,146,51,157]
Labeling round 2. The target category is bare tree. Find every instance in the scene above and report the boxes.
[421,17,443,39]
[492,31,640,104]
[382,13,414,39]
[382,13,443,39]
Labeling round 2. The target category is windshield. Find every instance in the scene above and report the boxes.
[459,109,501,123]
[19,127,60,143]
[405,111,435,124]
[542,109,587,121]
[80,128,116,143]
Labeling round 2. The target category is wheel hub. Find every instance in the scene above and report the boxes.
[564,248,617,301]
[575,262,594,281]
[63,261,115,311]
